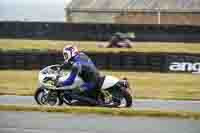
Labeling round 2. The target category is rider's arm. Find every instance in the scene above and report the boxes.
[60,61,70,70]
[61,62,81,86]
[80,82,95,91]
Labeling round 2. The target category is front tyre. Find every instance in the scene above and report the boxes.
[34,87,63,106]
[34,87,46,105]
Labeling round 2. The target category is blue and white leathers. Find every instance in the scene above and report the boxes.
[60,52,100,91]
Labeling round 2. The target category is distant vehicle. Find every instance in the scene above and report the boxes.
[107,32,134,48]
[34,64,133,108]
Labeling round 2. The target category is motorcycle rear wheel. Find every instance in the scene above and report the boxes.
[111,87,133,108]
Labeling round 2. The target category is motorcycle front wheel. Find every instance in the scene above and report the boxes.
[34,87,63,106]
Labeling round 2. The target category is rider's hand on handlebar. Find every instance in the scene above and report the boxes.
[55,81,62,88]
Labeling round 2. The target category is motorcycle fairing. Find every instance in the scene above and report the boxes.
[101,76,119,90]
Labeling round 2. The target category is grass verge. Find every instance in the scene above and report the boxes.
[1,39,200,54]
[0,104,200,119]
[0,70,200,100]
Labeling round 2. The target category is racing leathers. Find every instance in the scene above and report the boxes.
[58,52,101,96]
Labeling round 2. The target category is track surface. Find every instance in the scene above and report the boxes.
[0,111,200,133]
[0,95,200,112]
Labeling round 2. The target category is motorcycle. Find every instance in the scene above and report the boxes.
[34,64,133,108]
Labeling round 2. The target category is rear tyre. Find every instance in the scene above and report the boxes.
[112,87,132,108]
[120,88,132,107]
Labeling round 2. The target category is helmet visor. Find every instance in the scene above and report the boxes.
[63,52,68,60]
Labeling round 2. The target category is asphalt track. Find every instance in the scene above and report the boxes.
[1,96,200,133]
[0,95,200,112]
[0,111,200,133]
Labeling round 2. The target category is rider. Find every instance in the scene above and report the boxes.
[57,45,102,104]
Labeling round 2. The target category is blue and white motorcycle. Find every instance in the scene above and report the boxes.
[34,65,133,108]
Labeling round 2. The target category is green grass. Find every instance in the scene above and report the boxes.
[0,104,200,119]
[1,39,200,53]
[0,70,200,100]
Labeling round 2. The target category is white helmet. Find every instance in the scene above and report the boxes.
[63,45,79,62]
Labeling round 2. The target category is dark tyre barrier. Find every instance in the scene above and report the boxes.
[0,21,200,42]
[1,51,200,73]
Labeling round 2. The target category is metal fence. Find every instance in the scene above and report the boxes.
[65,8,200,25]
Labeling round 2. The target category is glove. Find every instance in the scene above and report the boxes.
[79,86,88,92]
[56,81,63,88]
[59,63,65,70]
[71,86,86,94]
[60,62,71,70]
